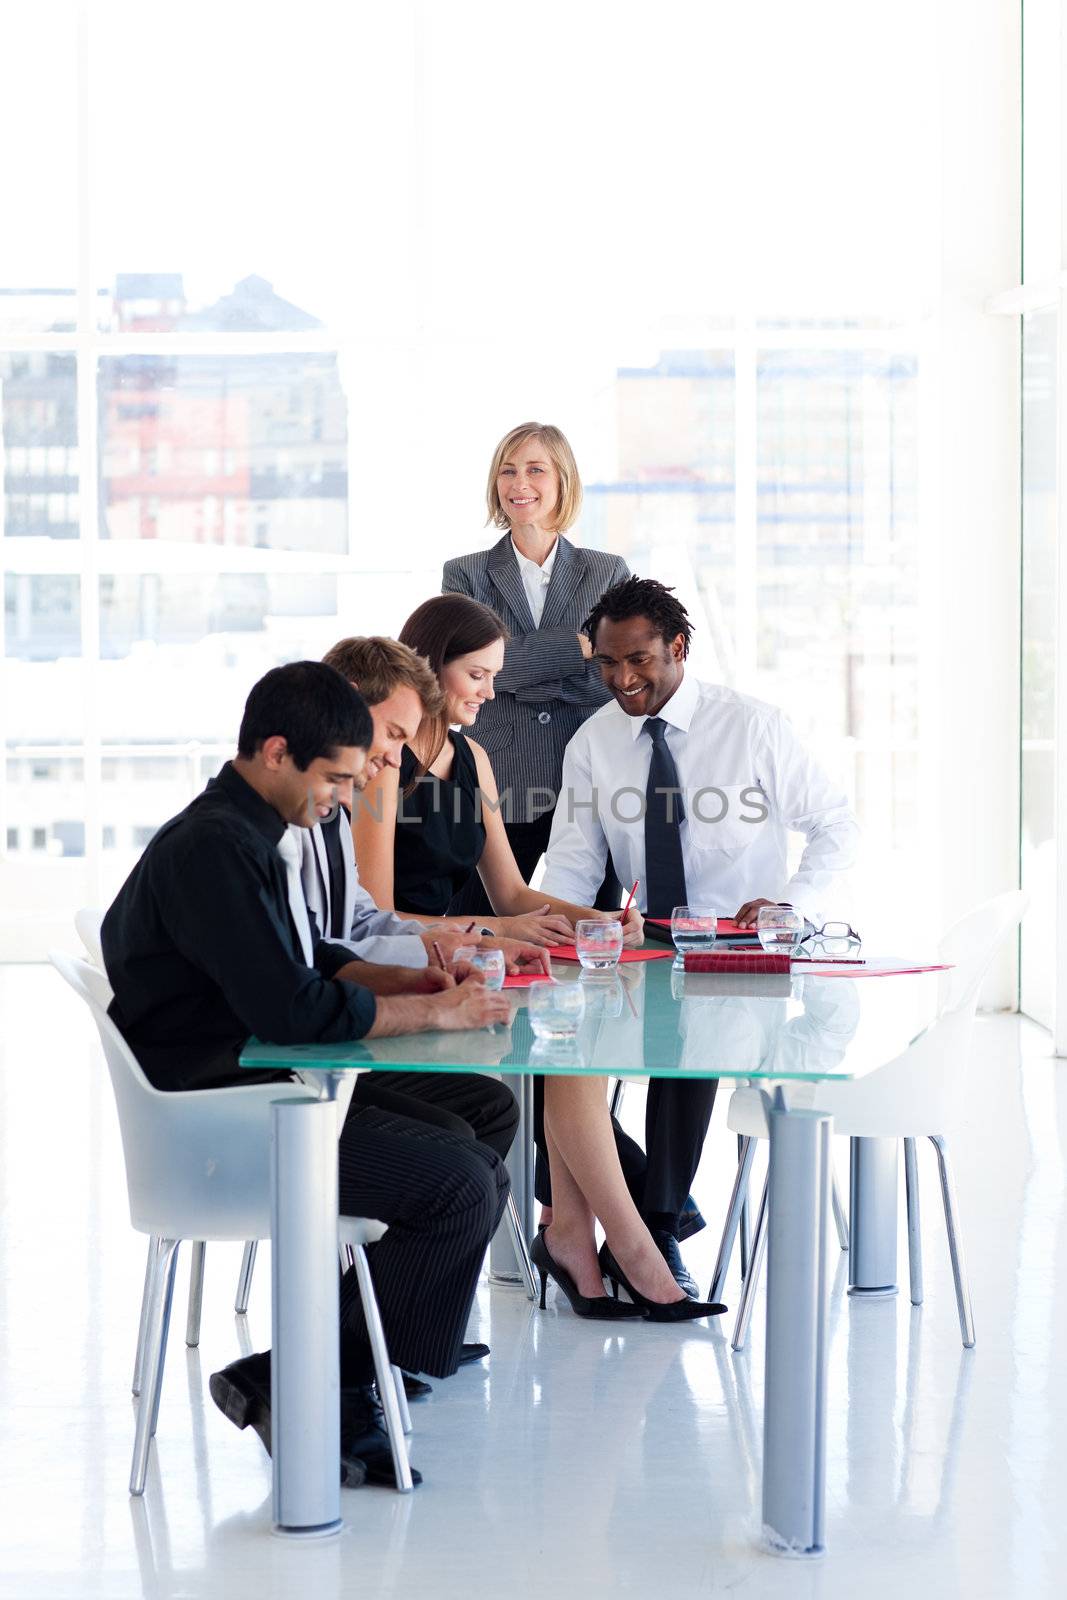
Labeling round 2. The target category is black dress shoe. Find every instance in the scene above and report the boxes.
[401,1339,488,1394]
[400,1371,433,1401]
[597,1245,727,1323]
[651,1230,700,1298]
[343,1384,422,1488]
[209,1352,367,1487]
[676,1197,707,1242]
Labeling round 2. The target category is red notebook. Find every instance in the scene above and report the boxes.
[547,945,673,964]
[683,951,792,974]
[646,917,755,938]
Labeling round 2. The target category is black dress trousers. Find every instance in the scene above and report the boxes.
[336,1101,509,1380]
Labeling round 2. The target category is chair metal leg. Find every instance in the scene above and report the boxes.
[609,1078,625,1119]
[930,1135,975,1348]
[732,1175,769,1352]
[738,1135,751,1281]
[185,1241,206,1347]
[234,1239,257,1315]
[504,1191,539,1302]
[148,1242,180,1440]
[709,1136,757,1303]
[831,1166,850,1252]
[130,1237,180,1496]
[904,1137,923,1305]
[351,1244,413,1492]
[132,1235,159,1397]
[392,1364,413,1435]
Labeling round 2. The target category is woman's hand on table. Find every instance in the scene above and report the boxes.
[498,907,575,946]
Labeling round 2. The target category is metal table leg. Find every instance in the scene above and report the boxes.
[762,1087,831,1558]
[848,1136,899,1297]
[490,1073,535,1284]
[270,1086,343,1538]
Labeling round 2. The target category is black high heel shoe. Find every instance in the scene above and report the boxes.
[530,1231,646,1321]
[597,1243,727,1323]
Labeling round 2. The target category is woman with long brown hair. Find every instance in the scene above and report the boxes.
[354,593,641,944]
[355,594,720,1323]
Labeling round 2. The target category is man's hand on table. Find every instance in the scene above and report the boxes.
[430,975,511,1030]
[334,960,454,996]
[734,898,777,929]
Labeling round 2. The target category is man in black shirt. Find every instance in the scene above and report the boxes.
[102,661,515,1488]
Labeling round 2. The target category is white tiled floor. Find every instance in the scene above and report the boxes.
[2,965,1067,1599]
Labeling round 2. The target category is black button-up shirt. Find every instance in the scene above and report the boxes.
[102,761,377,1091]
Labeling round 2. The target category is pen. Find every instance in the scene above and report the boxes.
[432,940,447,969]
[622,880,639,919]
[463,920,477,934]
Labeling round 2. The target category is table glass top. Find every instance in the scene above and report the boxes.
[239,959,942,1081]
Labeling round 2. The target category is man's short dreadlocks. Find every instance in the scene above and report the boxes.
[584,576,693,657]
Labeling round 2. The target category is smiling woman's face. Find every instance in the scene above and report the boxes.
[496,439,560,530]
[440,637,506,726]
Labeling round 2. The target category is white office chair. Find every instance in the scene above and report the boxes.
[50,950,413,1495]
[74,909,268,1328]
[713,889,1028,1352]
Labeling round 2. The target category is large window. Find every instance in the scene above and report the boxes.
[0,1,1021,961]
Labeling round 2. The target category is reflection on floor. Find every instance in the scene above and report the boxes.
[1,966,1065,1599]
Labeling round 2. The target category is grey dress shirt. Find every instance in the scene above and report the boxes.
[297,809,429,969]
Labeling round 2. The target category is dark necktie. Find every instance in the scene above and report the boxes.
[321,811,348,939]
[643,716,688,918]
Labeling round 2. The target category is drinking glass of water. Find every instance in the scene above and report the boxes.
[453,946,506,990]
[670,906,718,955]
[756,904,805,955]
[527,979,586,1040]
[575,918,624,970]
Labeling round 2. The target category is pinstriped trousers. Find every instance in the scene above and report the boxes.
[336,1102,509,1380]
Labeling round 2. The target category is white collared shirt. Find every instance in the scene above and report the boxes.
[540,672,859,921]
[510,535,558,625]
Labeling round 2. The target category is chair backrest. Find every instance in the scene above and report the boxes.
[74,907,106,972]
[833,889,1029,1137]
[50,949,310,1241]
[937,889,1029,1016]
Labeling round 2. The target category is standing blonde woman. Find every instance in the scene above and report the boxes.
[442,422,629,895]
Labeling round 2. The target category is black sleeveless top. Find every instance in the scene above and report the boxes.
[394,731,487,918]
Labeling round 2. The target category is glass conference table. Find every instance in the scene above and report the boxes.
[240,957,942,1557]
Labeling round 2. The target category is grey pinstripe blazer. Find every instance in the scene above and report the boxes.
[442,534,629,822]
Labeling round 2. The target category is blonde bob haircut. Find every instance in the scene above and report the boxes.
[485,422,583,535]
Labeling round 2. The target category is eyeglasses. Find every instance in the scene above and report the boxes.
[798,920,861,955]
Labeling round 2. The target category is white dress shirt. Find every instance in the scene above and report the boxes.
[510,535,558,626]
[540,672,859,922]
[277,828,315,964]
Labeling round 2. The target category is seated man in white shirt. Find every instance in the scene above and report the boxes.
[540,576,859,1292]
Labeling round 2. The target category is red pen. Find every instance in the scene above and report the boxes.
[622,880,639,919]
[463,920,477,934]
[432,940,447,970]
